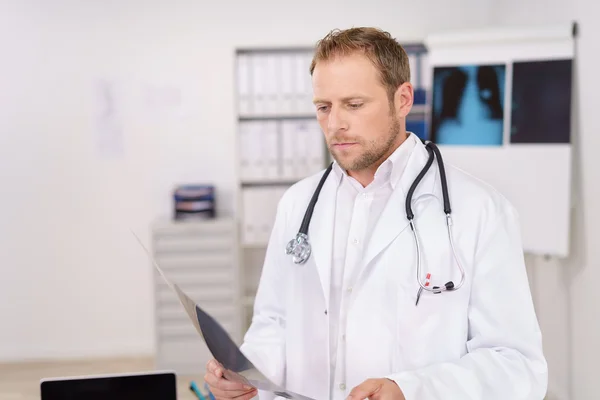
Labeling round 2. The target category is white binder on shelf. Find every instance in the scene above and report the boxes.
[257,188,275,243]
[294,121,310,177]
[261,120,279,180]
[306,120,326,174]
[293,54,311,115]
[237,53,251,116]
[278,54,295,115]
[241,186,287,247]
[281,120,296,180]
[239,120,279,183]
[264,55,279,116]
[250,54,267,116]
[241,187,259,246]
[281,119,323,180]
[304,52,315,113]
[238,122,255,182]
[239,121,261,182]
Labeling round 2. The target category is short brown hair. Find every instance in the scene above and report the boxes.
[310,27,411,101]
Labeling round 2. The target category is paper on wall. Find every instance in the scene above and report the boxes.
[92,78,125,158]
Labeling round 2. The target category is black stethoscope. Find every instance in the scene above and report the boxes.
[285,139,466,295]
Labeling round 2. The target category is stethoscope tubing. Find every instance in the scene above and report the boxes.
[286,139,467,294]
[412,214,466,294]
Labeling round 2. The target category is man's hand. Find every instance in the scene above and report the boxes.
[346,378,406,400]
[204,359,257,400]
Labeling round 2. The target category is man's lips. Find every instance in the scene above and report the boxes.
[332,142,357,149]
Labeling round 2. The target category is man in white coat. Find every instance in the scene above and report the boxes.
[205,27,548,400]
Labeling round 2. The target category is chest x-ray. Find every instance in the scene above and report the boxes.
[131,231,315,400]
[431,64,506,146]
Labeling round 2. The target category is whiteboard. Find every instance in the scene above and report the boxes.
[423,23,575,257]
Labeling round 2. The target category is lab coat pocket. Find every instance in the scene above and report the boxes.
[396,285,456,369]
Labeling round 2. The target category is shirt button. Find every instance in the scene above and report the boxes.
[339,383,346,390]
[352,238,359,245]
[347,287,353,293]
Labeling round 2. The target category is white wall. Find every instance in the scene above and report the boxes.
[490,1,600,399]
[0,0,495,362]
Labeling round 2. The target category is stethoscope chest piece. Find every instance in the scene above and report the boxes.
[286,232,311,264]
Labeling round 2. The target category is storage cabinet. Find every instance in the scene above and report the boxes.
[151,217,241,375]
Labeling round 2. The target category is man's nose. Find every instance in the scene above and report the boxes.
[327,107,348,134]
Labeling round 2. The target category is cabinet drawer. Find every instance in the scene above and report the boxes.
[153,219,234,237]
[155,283,236,304]
[156,336,211,367]
[154,236,232,254]
[153,268,235,287]
[157,303,237,322]
[154,252,233,270]
[158,317,236,339]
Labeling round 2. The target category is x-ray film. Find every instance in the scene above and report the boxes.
[131,231,315,400]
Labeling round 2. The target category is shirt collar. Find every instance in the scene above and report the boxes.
[332,132,417,189]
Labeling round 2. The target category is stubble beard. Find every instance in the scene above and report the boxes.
[332,115,402,172]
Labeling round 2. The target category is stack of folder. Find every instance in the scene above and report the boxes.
[173,185,215,220]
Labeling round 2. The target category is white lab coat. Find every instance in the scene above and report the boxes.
[240,135,548,400]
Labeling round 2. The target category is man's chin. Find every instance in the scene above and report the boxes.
[332,157,359,172]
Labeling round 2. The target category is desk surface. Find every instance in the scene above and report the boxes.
[0,356,203,400]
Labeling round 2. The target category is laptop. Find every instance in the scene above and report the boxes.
[40,370,177,400]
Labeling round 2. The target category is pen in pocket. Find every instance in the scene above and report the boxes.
[415,273,431,306]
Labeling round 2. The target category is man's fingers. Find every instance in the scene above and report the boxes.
[204,359,257,398]
[233,388,258,400]
[205,383,254,399]
[210,386,257,400]
[206,359,222,374]
[203,371,253,392]
[206,359,228,379]
[347,379,382,400]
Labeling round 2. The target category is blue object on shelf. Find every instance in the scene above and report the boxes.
[173,184,215,221]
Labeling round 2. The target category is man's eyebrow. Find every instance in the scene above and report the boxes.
[313,96,368,104]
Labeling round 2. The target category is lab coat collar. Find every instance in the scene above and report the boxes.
[307,166,339,310]
[399,133,441,201]
[358,133,440,280]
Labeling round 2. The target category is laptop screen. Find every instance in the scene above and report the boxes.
[40,371,177,400]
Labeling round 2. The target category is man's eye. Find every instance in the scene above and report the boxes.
[349,103,363,109]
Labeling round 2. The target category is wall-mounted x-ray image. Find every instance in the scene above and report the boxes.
[510,59,573,144]
[431,64,506,146]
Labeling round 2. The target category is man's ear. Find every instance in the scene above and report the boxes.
[394,82,414,118]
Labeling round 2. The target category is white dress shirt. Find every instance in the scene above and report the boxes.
[328,133,416,399]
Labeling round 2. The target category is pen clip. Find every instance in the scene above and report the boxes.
[415,273,431,306]
[415,287,423,306]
